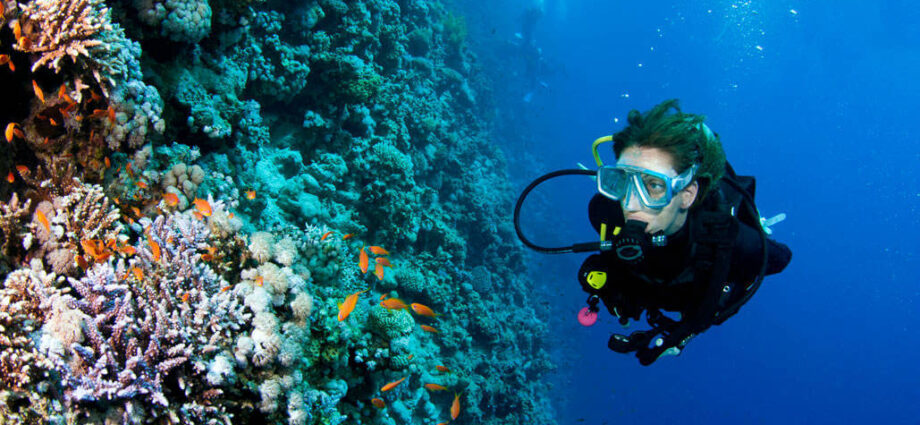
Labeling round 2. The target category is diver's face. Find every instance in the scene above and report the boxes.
[617,146,697,235]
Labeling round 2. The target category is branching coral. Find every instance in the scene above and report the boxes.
[16,0,110,76]
[0,193,31,258]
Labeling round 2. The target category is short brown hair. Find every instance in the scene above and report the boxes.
[612,99,726,206]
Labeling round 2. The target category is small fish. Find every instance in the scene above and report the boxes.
[451,393,461,420]
[0,55,8,66]
[5,122,23,142]
[162,192,179,207]
[193,211,204,220]
[136,180,147,189]
[342,233,354,240]
[104,157,111,168]
[193,198,212,217]
[435,365,451,373]
[374,262,385,280]
[220,285,232,293]
[35,210,50,232]
[32,80,44,103]
[254,276,264,287]
[245,189,256,200]
[107,106,116,124]
[15,165,27,175]
[119,244,136,255]
[58,85,73,103]
[181,292,190,303]
[436,423,449,425]
[126,162,133,177]
[149,239,161,261]
[48,117,59,126]
[410,303,440,318]
[369,246,389,255]
[380,297,408,310]
[370,398,386,409]
[131,206,141,217]
[337,289,369,321]
[359,246,369,273]
[228,212,234,219]
[12,21,20,40]
[420,325,439,333]
[81,239,111,262]
[6,171,12,183]
[131,267,143,281]
[320,231,333,241]
[424,383,448,391]
[379,293,389,301]
[18,36,30,50]
[380,376,407,392]
[75,255,89,269]
[376,257,392,267]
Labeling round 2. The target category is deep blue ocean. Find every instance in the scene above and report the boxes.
[462,1,919,424]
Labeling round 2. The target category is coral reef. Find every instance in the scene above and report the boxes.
[0,0,557,424]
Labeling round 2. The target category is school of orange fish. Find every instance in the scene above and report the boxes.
[336,239,463,423]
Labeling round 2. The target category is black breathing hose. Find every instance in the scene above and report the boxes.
[513,168,601,254]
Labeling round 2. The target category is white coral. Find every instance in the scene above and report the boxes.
[274,237,297,266]
[248,232,274,263]
[290,292,313,325]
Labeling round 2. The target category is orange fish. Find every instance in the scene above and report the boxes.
[338,289,369,321]
[136,180,147,189]
[126,162,133,177]
[370,398,386,409]
[435,365,451,373]
[15,165,27,175]
[379,293,389,301]
[32,80,44,103]
[75,255,89,269]
[193,211,204,220]
[410,303,440,318]
[374,262,385,281]
[107,106,116,124]
[12,21,20,40]
[436,423,449,425]
[81,239,111,263]
[162,193,179,207]
[320,231,333,241]
[380,376,407,392]
[0,55,8,66]
[369,246,389,255]
[450,393,461,420]
[424,383,448,391]
[18,36,30,50]
[48,117,59,126]
[119,244,136,256]
[35,210,50,232]
[6,171,12,183]
[342,233,354,240]
[359,246,369,273]
[245,189,256,200]
[181,292,190,303]
[5,122,23,142]
[131,267,143,281]
[420,325,439,333]
[220,285,232,293]
[131,206,141,217]
[375,257,392,267]
[104,157,111,168]
[58,85,73,102]
[149,239,161,261]
[254,276,264,287]
[380,298,408,310]
[193,198,212,217]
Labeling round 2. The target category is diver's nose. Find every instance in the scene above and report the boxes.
[623,187,642,211]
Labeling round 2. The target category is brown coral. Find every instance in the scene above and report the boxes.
[0,193,31,258]
[0,266,58,392]
[16,0,110,81]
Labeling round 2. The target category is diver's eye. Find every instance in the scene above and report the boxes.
[642,176,667,197]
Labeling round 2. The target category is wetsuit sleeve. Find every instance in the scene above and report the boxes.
[728,221,792,283]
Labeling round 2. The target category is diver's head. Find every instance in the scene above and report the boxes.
[607,99,727,234]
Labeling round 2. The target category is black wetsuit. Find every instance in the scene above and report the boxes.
[581,193,792,326]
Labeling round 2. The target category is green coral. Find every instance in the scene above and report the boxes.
[443,11,467,51]
[368,306,415,339]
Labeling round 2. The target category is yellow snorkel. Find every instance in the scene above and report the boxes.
[591,135,614,167]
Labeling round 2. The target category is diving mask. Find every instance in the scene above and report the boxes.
[597,163,697,209]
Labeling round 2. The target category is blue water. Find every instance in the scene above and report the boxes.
[465,1,919,423]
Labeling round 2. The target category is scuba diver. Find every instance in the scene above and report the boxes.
[514,99,792,365]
